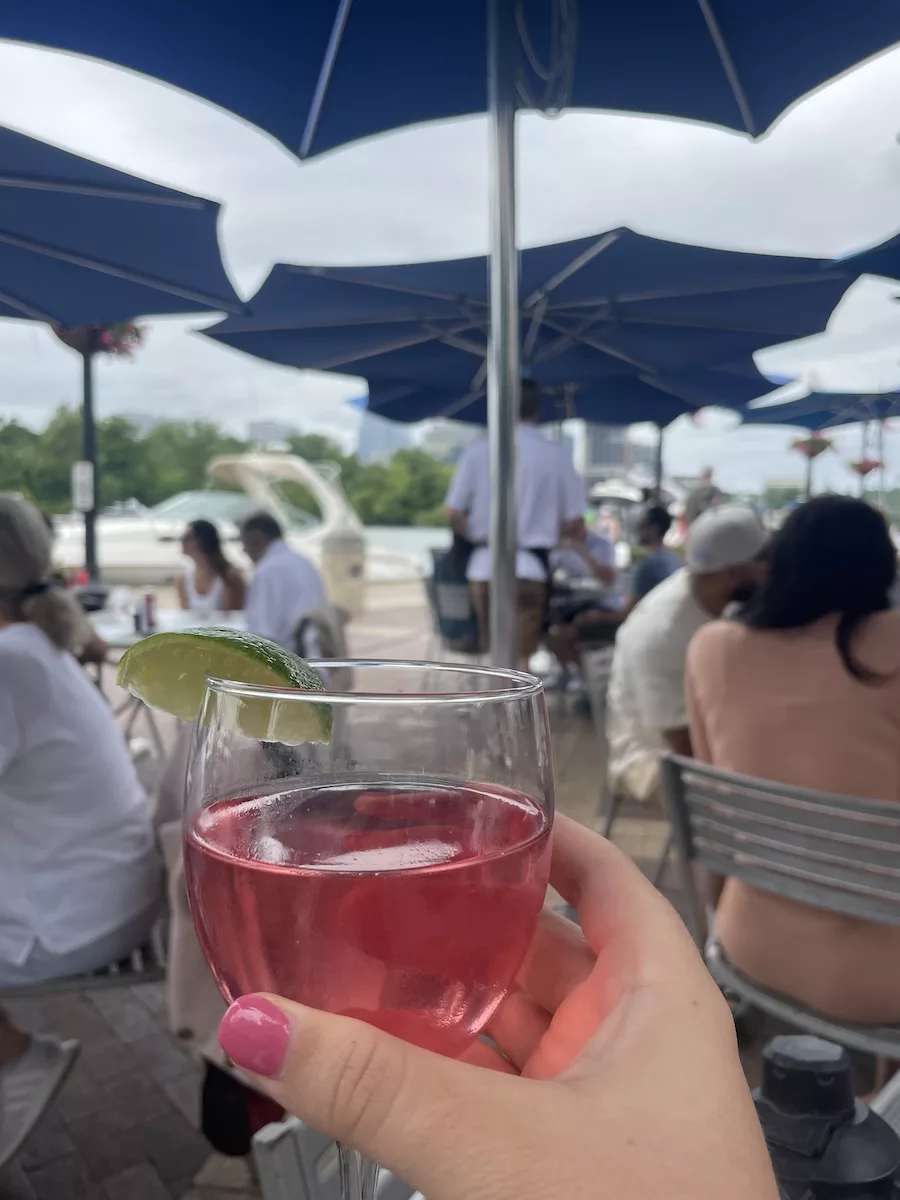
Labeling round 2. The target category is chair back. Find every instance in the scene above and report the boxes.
[660,754,900,944]
[253,1117,418,1200]
[429,547,479,653]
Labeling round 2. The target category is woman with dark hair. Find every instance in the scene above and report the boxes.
[685,495,900,1023]
[177,519,244,615]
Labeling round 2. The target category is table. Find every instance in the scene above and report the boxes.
[91,610,247,760]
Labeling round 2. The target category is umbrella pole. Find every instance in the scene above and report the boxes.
[878,417,886,510]
[486,0,519,669]
[805,449,813,500]
[860,420,869,499]
[654,424,664,494]
[81,347,99,580]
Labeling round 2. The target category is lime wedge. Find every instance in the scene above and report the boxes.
[116,628,332,744]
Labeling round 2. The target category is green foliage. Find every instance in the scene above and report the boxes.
[1,407,451,527]
[760,484,803,510]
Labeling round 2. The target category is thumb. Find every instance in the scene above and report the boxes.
[218,994,533,1191]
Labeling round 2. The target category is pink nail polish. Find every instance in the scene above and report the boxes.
[218,995,292,1078]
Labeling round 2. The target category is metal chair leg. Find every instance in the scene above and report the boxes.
[600,789,620,840]
[652,829,674,888]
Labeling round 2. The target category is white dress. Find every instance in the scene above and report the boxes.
[183,563,226,616]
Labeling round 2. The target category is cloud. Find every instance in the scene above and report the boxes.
[1,38,900,488]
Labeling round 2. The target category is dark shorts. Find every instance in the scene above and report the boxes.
[469,579,547,661]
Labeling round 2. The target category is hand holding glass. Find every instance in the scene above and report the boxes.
[182,662,554,1199]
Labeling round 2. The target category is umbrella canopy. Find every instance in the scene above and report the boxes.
[5,2,899,153]
[0,123,242,579]
[205,229,851,392]
[0,125,240,323]
[363,362,779,426]
[742,391,900,429]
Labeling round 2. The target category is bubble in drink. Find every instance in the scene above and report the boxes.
[184,780,551,1058]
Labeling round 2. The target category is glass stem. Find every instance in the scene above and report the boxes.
[337,1143,379,1200]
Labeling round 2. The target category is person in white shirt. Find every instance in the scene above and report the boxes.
[0,496,162,1167]
[444,381,586,669]
[606,505,768,805]
[240,511,326,649]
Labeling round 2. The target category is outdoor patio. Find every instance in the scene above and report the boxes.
[0,579,679,1199]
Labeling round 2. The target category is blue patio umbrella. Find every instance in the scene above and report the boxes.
[6,2,898,154]
[0,124,242,575]
[363,363,777,427]
[205,228,851,390]
[7,1,900,663]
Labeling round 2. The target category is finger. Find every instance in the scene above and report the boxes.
[516,908,595,1014]
[218,993,536,1192]
[550,815,704,988]
[485,987,551,1070]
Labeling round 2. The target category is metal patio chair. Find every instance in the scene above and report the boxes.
[661,754,900,1058]
[253,1117,421,1200]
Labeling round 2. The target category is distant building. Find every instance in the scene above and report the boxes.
[582,423,655,486]
[356,410,413,463]
[247,420,298,446]
[417,419,481,463]
[541,422,576,462]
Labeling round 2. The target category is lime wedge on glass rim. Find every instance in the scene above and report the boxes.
[116,628,332,744]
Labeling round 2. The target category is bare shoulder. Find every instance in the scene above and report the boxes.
[688,619,748,665]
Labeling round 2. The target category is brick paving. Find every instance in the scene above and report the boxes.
[0,578,756,1198]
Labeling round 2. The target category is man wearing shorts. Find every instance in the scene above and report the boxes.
[444,381,585,669]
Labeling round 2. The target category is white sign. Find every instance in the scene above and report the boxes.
[71,461,95,513]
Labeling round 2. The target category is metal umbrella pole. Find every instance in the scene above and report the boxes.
[486,0,519,668]
[859,420,870,498]
[878,417,886,510]
[654,424,665,495]
[81,345,99,579]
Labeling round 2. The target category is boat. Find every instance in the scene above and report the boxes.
[53,452,419,597]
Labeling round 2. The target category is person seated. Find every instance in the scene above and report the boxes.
[569,504,683,644]
[177,519,245,615]
[686,495,900,1024]
[0,496,162,1167]
[546,516,618,672]
[240,512,326,650]
[607,504,768,805]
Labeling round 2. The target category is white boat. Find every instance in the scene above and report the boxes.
[54,452,419,596]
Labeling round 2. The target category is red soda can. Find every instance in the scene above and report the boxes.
[142,588,157,632]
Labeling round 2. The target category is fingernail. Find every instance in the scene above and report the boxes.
[218,995,292,1078]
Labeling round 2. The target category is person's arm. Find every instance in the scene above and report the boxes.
[176,573,189,611]
[570,536,616,586]
[216,818,778,1200]
[444,448,476,539]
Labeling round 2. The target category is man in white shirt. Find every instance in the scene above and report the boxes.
[606,504,768,804]
[240,512,326,649]
[444,381,586,669]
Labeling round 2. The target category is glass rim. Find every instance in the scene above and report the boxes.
[205,658,544,706]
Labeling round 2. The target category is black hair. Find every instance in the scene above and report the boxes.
[520,379,542,422]
[741,495,896,683]
[240,510,283,543]
[186,519,232,581]
[640,505,672,539]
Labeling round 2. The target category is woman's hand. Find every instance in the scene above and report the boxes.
[218,817,777,1200]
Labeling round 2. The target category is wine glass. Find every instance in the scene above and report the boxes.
[183,660,554,1200]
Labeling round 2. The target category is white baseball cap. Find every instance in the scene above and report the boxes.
[685,504,768,575]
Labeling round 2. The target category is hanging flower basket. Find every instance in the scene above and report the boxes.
[849,457,881,478]
[53,321,145,358]
[791,433,832,460]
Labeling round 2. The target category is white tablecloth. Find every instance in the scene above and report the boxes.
[91,609,247,651]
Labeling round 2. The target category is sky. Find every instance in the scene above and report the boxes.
[1,39,900,488]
